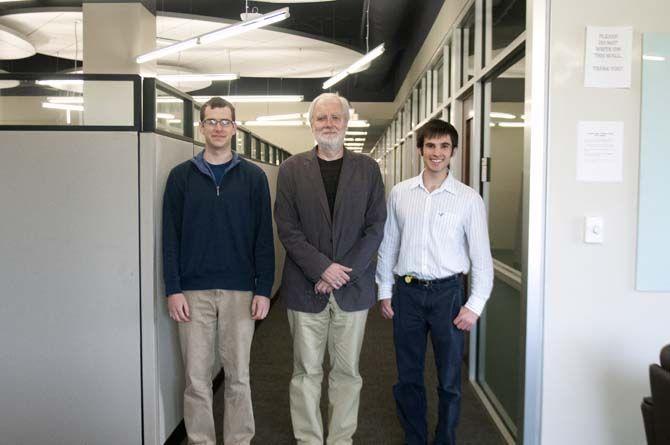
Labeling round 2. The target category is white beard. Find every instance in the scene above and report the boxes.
[315,131,345,152]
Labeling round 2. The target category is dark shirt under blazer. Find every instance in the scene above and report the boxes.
[274,147,387,313]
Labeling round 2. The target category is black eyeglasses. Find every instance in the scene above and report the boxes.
[202,118,234,128]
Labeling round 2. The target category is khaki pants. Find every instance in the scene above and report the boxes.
[179,289,255,445]
[287,294,368,445]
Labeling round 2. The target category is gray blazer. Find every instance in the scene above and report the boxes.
[274,147,387,313]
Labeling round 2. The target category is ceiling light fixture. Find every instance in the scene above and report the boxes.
[323,43,385,89]
[193,95,303,103]
[256,112,308,121]
[244,120,305,126]
[498,122,526,128]
[490,112,516,119]
[136,7,290,64]
[37,79,84,87]
[346,131,367,136]
[46,96,84,104]
[157,112,176,119]
[42,102,84,112]
[158,73,238,82]
[348,120,370,128]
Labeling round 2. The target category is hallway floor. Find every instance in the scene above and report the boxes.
[185,299,507,444]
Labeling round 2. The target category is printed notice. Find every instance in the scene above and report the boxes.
[577,121,624,182]
[584,26,633,88]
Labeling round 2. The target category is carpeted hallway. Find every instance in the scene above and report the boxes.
[199,300,506,444]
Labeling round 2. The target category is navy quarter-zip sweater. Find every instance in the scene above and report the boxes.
[162,150,275,297]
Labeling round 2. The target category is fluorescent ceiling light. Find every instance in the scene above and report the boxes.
[643,55,666,62]
[157,112,176,119]
[256,112,308,121]
[498,122,525,128]
[345,138,366,142]
[42,102,84,112]
[167,119,182,124]
[346,131,367,136]
[323,43,385,89]
[348,120,370,128]
[193,95,303,103]
[489,123,496,127]
[490,112,516,119]
[156,97,184,104]
[47,96,84,104]
[37,79,84,87]
[244,120,305,126]
[137,7,290,64]
[158,73,238,82]
[254,0,333,3]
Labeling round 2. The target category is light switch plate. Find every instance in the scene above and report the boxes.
[585,216,604,244]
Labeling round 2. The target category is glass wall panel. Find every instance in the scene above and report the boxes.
[435,56,444,108]
[489,0,526,62]
[460,6,476,86]
[425,71,433,116]
[236,129,246,155]
[418,79,425,122]
[251,137,258,159]
[445,42,452,99]
[194,105,205,144]
[477,56,526,437]
[0,78,136,127]
[156,88,184,135]
[260,142,268,162]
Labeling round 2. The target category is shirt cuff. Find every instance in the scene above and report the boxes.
[464,294,488,316]
[377,283,393,300]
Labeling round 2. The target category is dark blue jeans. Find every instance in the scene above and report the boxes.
[392,275,464,445]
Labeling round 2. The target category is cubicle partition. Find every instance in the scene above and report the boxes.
[0,74,287,445]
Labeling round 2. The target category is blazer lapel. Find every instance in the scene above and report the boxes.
[306,147,332,227]
[332,149,354,246]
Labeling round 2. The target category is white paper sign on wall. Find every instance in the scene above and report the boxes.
[584,26,633,88]
[576,121,624,183]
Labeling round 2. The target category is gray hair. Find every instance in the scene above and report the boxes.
[307,93,350,126]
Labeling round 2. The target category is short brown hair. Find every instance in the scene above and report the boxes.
[416,119,459,151]
[200,97,236,122]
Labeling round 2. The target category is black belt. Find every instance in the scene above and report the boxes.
[397,273,461,287]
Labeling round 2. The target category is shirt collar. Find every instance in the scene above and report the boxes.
[412,170,458,195]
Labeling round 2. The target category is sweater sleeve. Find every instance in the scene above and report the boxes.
[253,172,276,297]
[162,167,184,296]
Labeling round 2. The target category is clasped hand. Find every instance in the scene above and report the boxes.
[314,263,352,294]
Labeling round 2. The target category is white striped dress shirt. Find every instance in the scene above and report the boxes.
[376,172,494,315]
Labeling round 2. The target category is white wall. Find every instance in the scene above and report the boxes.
[542,2,670,444]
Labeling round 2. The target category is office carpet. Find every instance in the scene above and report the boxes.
[192,300,506,444]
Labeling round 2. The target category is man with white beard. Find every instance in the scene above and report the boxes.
[274,93,387,444]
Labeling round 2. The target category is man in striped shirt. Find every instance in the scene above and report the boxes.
[376,119,494,445]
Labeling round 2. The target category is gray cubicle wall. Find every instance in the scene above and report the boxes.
[0,131,142,444]
[139,133,285,444]
[140,133,193,444]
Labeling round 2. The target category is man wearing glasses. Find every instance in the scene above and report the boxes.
[162,97,275,445]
